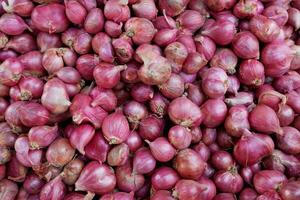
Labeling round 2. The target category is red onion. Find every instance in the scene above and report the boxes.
[172,179,203,200]
[19,102,49,127]
[107,143,129,167]
[1,0,34,17]
[7,154,27,182]
[201,67,228,98]
[0,146,11,164]
[176,34,196,53]
[158,0,189,17]
[277,104,294,126]
[249,15,280,43]
[5,33,37,54]
[287,91,300,113]
[23,173,45,194]
[233,0,264,18]
[31,3,69,33]
[125,17,156,45]
[201,19,236,45]
[104,0,130,22]
[263,5,288,27]
[159,73,184,98]
[193,142,210,161]
[201,128,216,145]
[168,96,203,127]
[89,87,117,112]
[0,179,18,200]
[42,48,76,74]
[70,94,108,128]
[239,188,258,200]
[174,148,206,180]
[0,50,17,63]
[214,167,244,193]
[132,0,158,20]
[216,129,234,149]
[153,15,176,29]
[290,45,300,70]
[279,181,300,200]
[133,147,156,174]
[149,92,169,117]
[121,61,139,83]
[188,0,210,17]
[135,43,161,63]
[93,63,126,89]
[84,8,104,34]
[104,21,123,38]
[238,59,265,87]
[28,125,58,149]
[234,129,274,166]
[227,75,240,95]
[194,35,216,61]
[102,110,130,144]
[168,125,192,149]
[249,104,282,134]
[75,161,116,194]
[5,101,26,133]
[257,87,285,111]
[147,137,176,162]
[40,176,66,200]
[112,37,134,64]
[17,77,44,100]
[210,48,237,74]
[124,100,148,126]
[232,31,260,59]
[0,57,24,87]
[201,99,228,128]
[151,167,179,190]
[254,170,287,194]
[65,0,87,25]
[61,159,84,185]
[225,105,250,137]
[288,8,300,30]
[205,0,236,12]
[164,42,188,73]
[211,151,234,170]
[125,131,143,153]
[41,78,71,114]
[76,54,99,80]
[213,193,236,200]
[151,190,175,200]
[18,51,45,77]
[153,28,178,47]
[69,123,94,153]
[84,131,109,163]
[92,33,114,63]
[176,10,205,33]
[46,138,75,167]
[37,32,61,53]
[130,83,153,102]
[139,115,164,141]
[0,122,17,147]
[274,71,300,93]
[277,126,300,154]
[116,161,144,192]
[182,52,207,74]
[100,192,134,200]
[186,83,206,106]
[0,13,28,35]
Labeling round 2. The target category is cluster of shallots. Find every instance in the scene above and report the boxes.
[0,0,299,199]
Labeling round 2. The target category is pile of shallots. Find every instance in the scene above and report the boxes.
[0,0,299,199]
